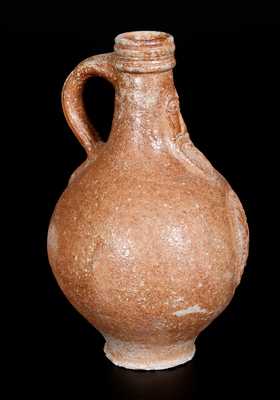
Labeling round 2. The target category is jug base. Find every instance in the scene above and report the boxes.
[103,336,195,370]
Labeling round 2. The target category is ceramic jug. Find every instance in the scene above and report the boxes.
[47,31,249,370]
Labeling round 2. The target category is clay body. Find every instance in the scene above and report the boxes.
[48,31,249,370]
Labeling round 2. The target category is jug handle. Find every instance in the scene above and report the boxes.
[61,53,117,158]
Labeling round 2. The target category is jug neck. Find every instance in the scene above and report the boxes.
[109,31,186,155]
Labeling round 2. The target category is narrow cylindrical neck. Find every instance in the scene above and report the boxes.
[113,70,175,141]
[109,68,186,160]
[108,31,185,159]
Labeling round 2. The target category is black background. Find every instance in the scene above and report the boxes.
[2,8,274,398]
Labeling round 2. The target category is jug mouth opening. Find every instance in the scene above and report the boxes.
[114,31,176,73]
[115,31,171,46]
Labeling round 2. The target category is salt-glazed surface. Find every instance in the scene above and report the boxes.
[48,31,249,370]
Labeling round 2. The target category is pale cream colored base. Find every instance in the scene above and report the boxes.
[104,337,195,370]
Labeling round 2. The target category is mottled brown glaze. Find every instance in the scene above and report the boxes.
[47,31,249,370]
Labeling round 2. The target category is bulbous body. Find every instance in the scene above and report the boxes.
[48,31,249,370]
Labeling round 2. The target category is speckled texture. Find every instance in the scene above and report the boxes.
[47,31,249,370]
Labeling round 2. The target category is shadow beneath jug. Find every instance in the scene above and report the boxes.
[109,361,195,400]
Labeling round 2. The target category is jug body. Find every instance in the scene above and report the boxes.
[48,31,249,370]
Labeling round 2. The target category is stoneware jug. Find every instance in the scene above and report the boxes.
[47,31,249,370]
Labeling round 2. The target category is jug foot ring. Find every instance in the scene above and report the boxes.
[104,336,195,370]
